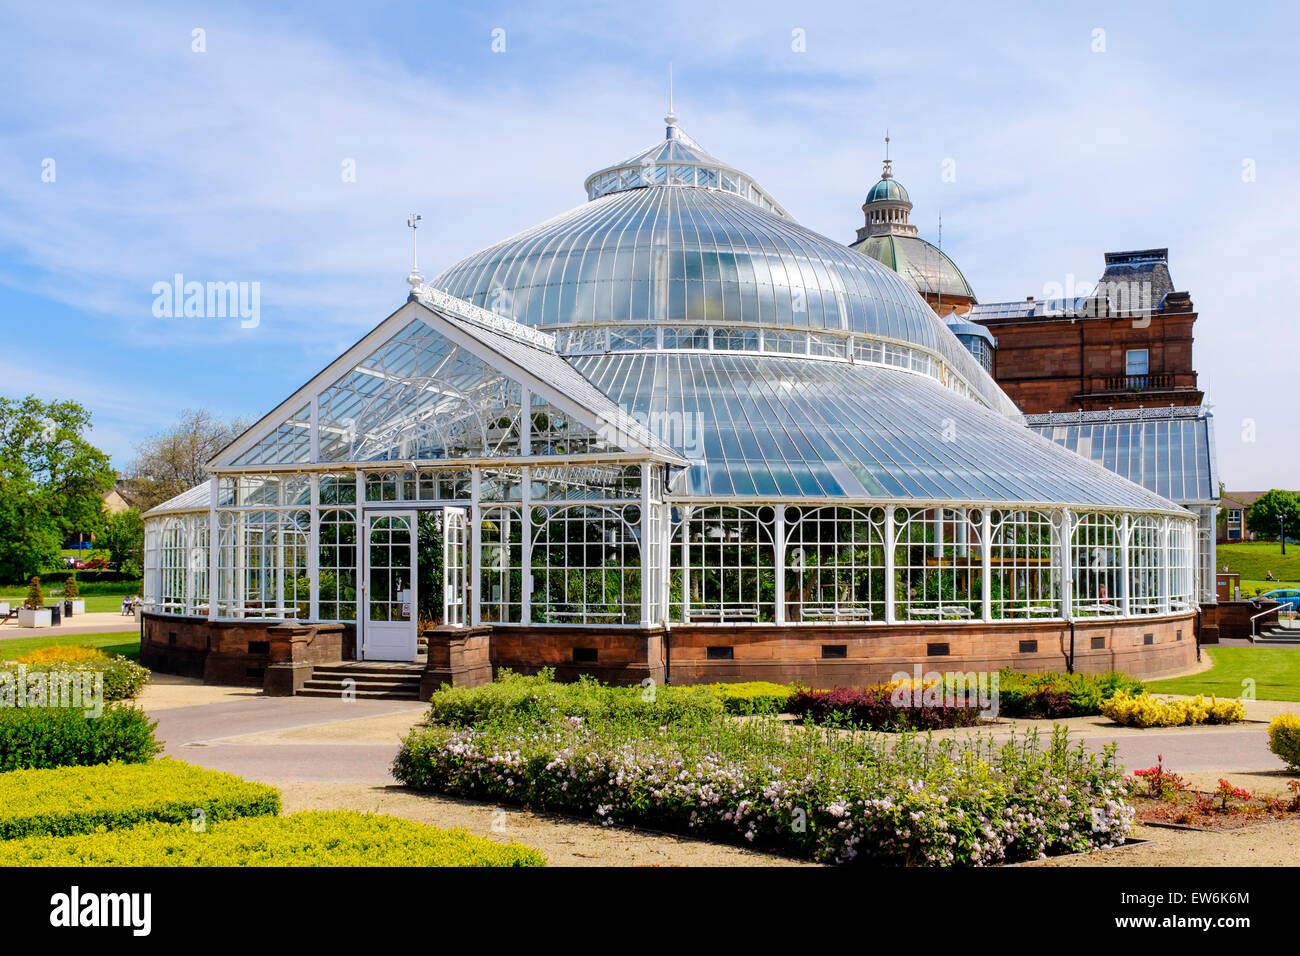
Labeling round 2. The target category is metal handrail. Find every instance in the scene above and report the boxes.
[1251,602,1282,638]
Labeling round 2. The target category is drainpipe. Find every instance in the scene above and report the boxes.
[663,627,671,686]
[1067,619,1075,674]
[1195,604,1202,663]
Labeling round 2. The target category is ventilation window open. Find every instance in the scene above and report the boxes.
[926,643,950,657]
[706,646,734,661]
[572,647,598,663]
[1018,640,1038,654]
[821,645,847,659]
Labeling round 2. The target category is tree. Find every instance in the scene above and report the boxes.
[125,409,247,511]
[101,508,145,577]
[1246,489,1300,541]
[0,396,114,581]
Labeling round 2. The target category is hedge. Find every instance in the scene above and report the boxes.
[0,811,546,867]
[0,705,160,772]
[426,669,722,727]
[0,760,280,839]
[996,670,1144,719]
[698,682,795,715]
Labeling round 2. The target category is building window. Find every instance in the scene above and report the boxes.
[1125,349,1149,376]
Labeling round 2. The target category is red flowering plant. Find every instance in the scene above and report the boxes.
[1128,755,1186,801]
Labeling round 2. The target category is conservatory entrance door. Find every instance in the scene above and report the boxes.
[443,507,468,627]
[363,511,417,661]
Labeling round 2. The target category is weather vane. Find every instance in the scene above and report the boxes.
[407,213,423,288]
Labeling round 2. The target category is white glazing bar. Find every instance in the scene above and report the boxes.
[309,394,320,462]
[308,473,320,622]
[354,470,365,658]
[1160,516,1171,613]
[208,479,219,621]
[884,505,896,624]
[470,467,482,627]
[519,386,531,457]
[774,504,786,626]
[521,465,532,625]
[1059,509,1072,618]
[1120,513,1132,617]
[640,462,652,626]
[980,508,992,623]
[679,506,692,623]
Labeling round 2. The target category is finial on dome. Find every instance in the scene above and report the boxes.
[406,212,424,289]
[882,130,893,179]
[665,63,678,137]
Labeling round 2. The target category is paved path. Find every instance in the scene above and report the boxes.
[0,612,141,639]
[149,696,425,783]
[143,689,1290,786]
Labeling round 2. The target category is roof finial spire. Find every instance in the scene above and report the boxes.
[406,212,423,289]
[882,130,892,179]
[665,62,678,136]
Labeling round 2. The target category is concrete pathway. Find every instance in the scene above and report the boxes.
[0,611,141,639]
[147,694,426,783]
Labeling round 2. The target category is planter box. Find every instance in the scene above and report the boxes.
[17,608,52,628]
[67,600,85,615]
[0,602,8,617]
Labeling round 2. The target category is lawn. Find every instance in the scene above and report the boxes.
[0,631,140,661]
[1146,646,1300,702]
[1218,541,1300,584]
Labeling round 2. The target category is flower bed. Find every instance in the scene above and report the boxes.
[0,811,546,867]
[996,670,1144,719]
[393,716,1132,866]
[1126,758,1300,831]
[0,704,160,772]
[0,759,280,838]
[1101,692,1245,728]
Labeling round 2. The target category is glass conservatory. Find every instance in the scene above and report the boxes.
[142,117,1200,676]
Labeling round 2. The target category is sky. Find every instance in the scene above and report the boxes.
[0,0,1295,488]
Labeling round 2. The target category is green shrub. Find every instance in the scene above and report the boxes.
[0,656,151,702]
[996,670,1144,718]
[0,705,160,772]
[1267,714,1300,769]
[24,576,42,610]
[426,669,722,728]
[0,811,545,867]
[698,681,795,715]
[0,760,280,839]
[63,576,79,600]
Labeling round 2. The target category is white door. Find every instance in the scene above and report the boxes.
[363,511,417,661]
[443,507,468,627]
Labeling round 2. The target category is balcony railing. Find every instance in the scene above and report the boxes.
[1101,373,1175,392]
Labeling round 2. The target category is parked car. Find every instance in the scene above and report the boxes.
[1261,589,1300,612]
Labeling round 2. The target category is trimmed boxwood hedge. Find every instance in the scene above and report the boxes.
[0,705,160,772]
[0,657,152,703]
[0,811,546,867]
[426,669,722,727]
[0,759,280,839]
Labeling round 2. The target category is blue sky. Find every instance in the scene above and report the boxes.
[0,0,1295,488]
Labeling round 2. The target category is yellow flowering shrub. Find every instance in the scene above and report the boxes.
[1101,691,1246,728]
[0,811,546,867]
[1267,713,1300,770]
[15,645,108,665]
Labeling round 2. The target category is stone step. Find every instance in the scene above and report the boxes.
[309,669,422,684]
[295,686,421,700]
[302,677,420,692]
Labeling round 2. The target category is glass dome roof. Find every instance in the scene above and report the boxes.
[852,233,977,301]
[433,123,1015,416]
[866,176,909,204]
